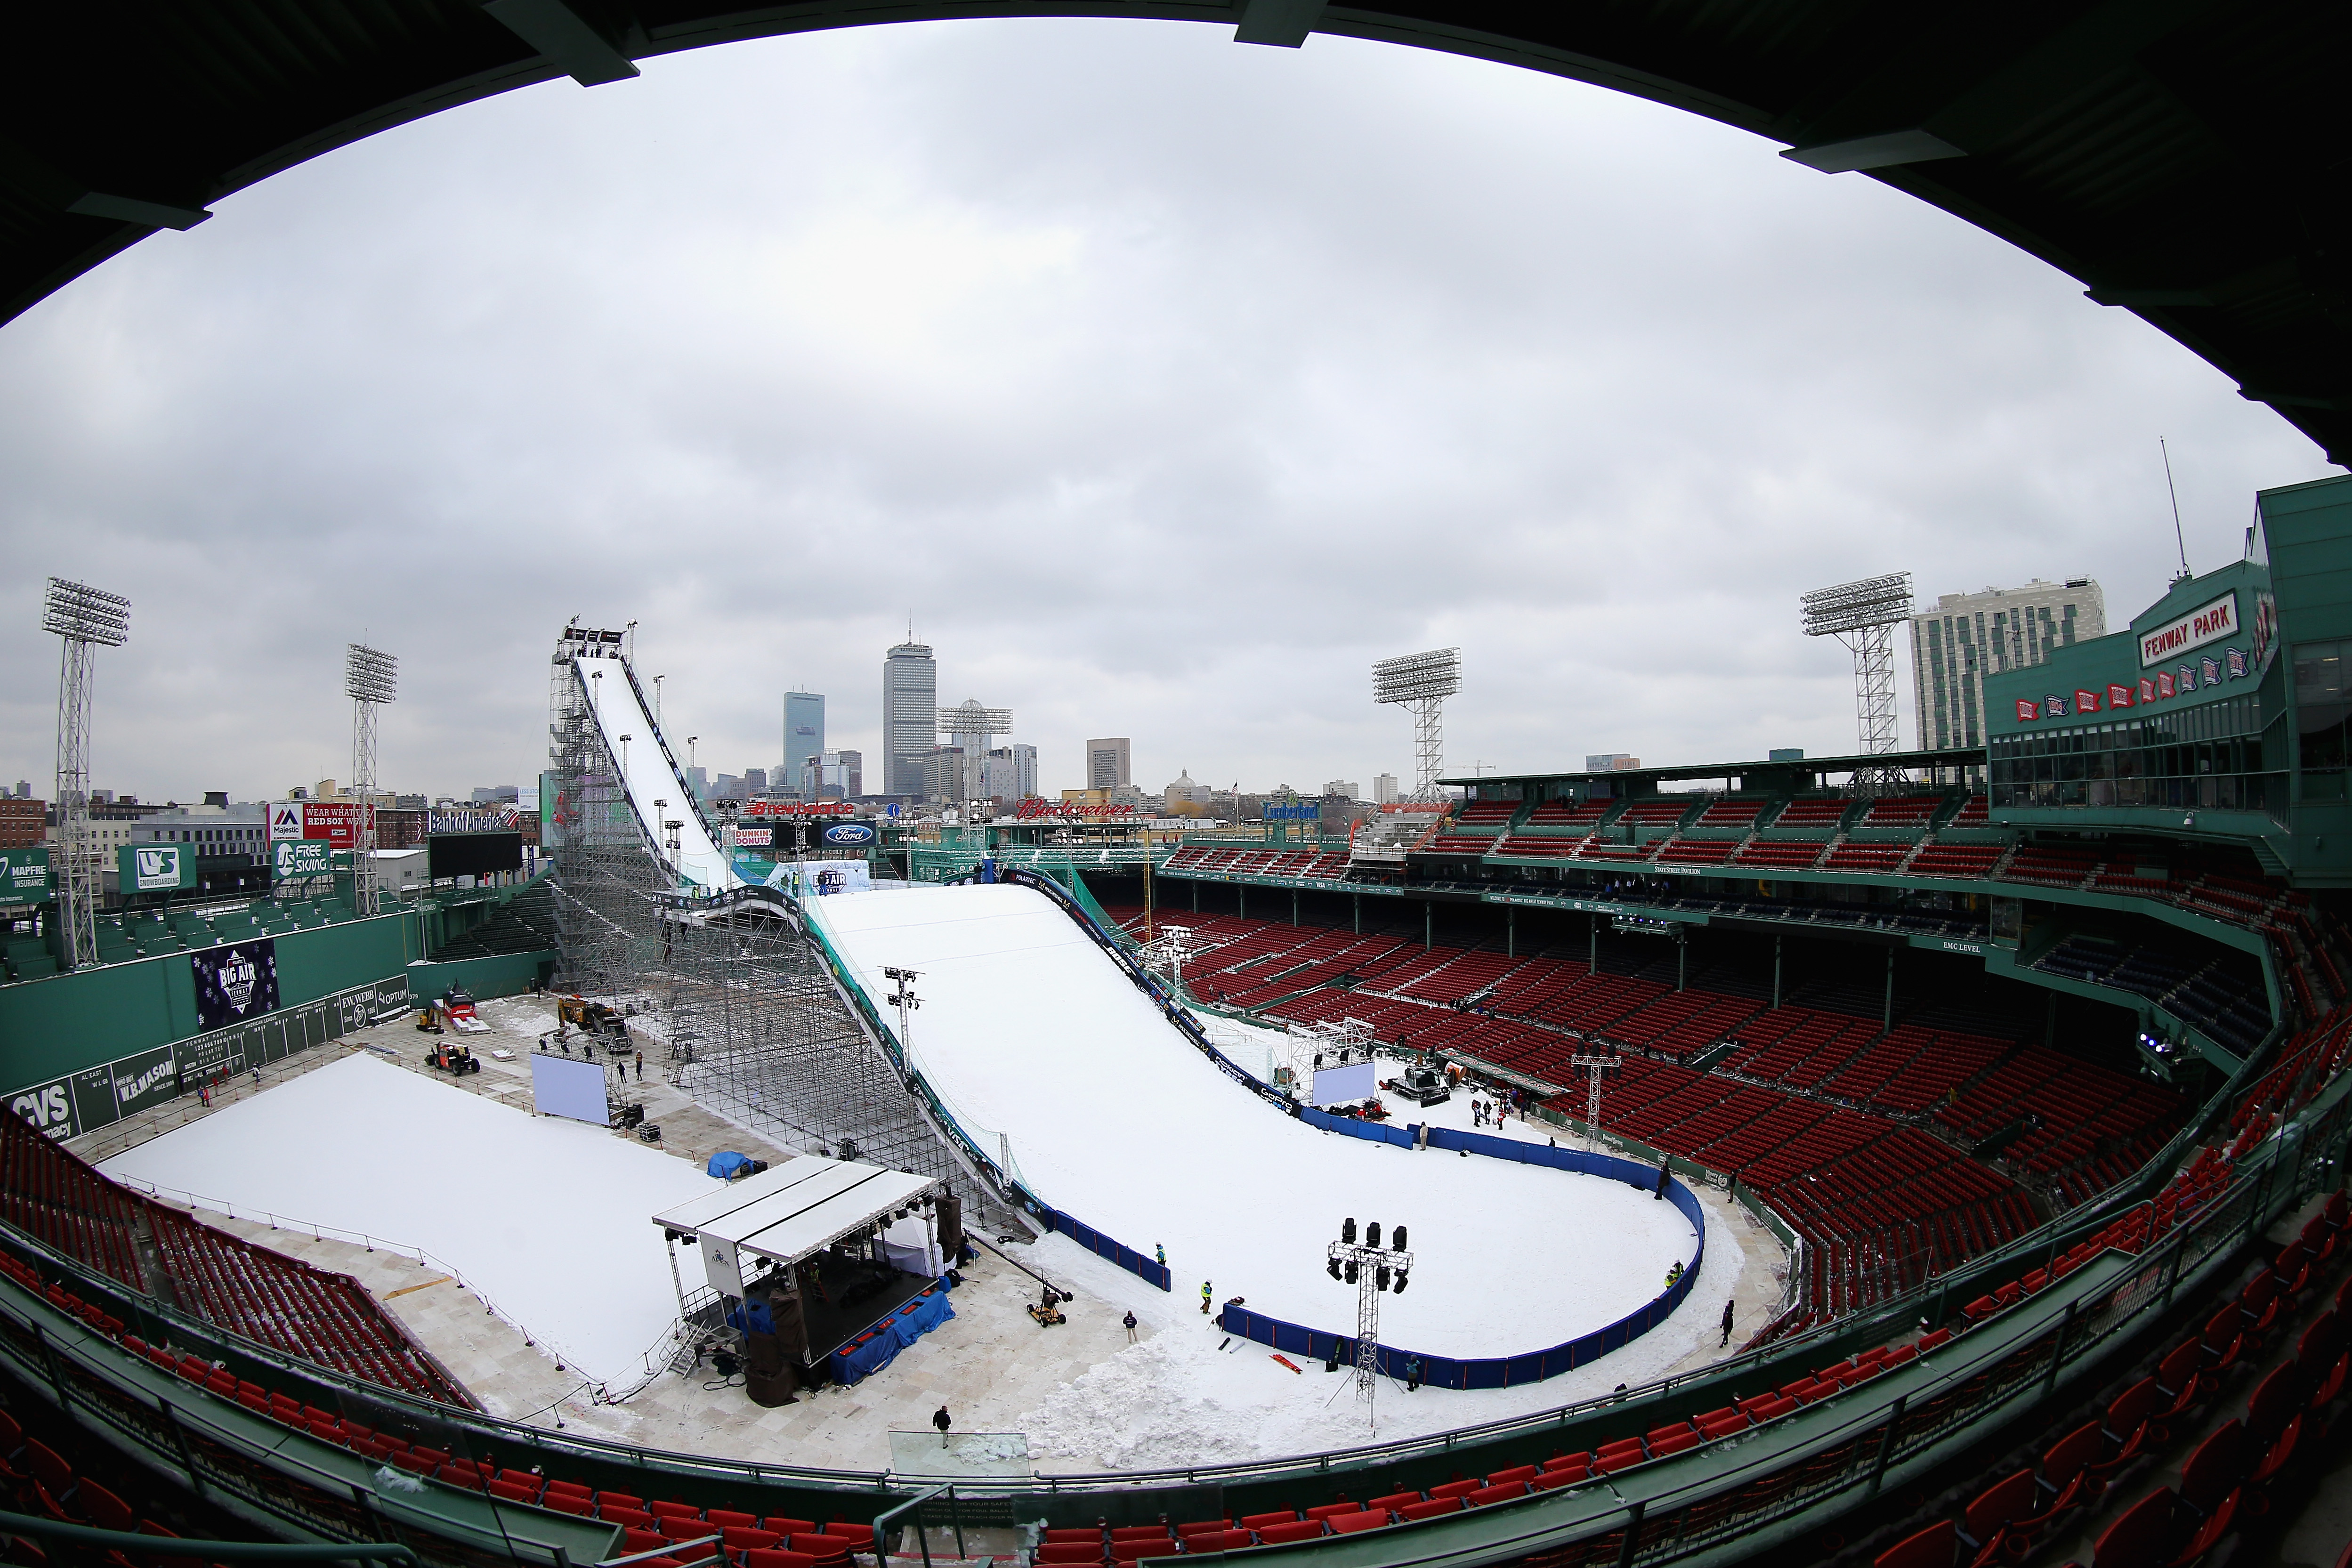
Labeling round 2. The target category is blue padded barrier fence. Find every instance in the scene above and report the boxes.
[1030,1202,1175,1292]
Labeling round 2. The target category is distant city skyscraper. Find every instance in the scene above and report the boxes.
[883,639,938,797]
[784,691,825,796]
[1086,737,1132,790]
[1373,773,1399,804]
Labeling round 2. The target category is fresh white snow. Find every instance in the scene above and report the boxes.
[575,658,735,890]
[100,1053,717,1389]
[810,884,1700,1363]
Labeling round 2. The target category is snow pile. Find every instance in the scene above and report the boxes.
[101,1053,715,1388]
[810,884,1713,1363]
[1016,1197,1753,1469]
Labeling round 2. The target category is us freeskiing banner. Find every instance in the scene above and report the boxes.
[192,940,280,1032]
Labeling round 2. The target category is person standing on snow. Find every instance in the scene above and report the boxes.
[1123,1310,1138,1343]
[1200,1280,1212,1315]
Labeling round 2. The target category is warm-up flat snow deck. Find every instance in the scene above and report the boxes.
[810,883,1693,1360]
[101,1053,715,1389]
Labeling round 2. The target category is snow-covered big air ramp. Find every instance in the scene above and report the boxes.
[574,655,735,890]
[808,883,1694,1363]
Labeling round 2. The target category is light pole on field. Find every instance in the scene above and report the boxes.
[1326,1217,1412,1434]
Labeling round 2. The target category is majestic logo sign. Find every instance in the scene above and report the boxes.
[2139,591,2238,668]
[269,803,304,841]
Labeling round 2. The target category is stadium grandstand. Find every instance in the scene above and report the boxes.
[6,0,2352,1557]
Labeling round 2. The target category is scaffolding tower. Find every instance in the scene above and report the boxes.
[544,622,1015,1231]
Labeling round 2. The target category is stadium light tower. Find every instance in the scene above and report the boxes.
[1800,573,1913,792]
[1372,648,1460,802]
[42,578,129,970]
[345,644,397,916]
[1325,1217,1412,1432]
[937,700,1012,812]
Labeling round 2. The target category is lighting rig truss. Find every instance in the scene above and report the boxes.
[1326,1217,1413,1429]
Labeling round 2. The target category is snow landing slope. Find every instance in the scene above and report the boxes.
[809,883,1693,1361]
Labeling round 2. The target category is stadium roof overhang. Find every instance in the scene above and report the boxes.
[1446,744,1987,791]
[2,3,2346,468]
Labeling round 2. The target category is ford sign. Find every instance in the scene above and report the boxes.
[821,822,875,847]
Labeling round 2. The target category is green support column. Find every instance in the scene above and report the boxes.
[1508,905,1516,958]
[1883,946,1895,1029]
[1773,935,1783,1010]
[1353,893,1360,934]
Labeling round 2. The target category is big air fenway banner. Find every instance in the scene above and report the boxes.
[193,940,280,1031]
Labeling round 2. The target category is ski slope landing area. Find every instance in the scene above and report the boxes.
[100,1054,716,1390]
[811,884,1694,1363]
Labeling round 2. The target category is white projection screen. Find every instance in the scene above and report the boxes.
[1312,1060,1377,1106]
[532,1052,610,1124]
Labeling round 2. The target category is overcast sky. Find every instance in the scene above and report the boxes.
[0,20,2331,806]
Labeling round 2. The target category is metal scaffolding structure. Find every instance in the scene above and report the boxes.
[42,578,129,971]
[545,621,1013,1231]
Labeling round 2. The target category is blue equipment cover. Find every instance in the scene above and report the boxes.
[708,1150,755,1180]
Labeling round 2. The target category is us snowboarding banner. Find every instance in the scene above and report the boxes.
[192,939,280,1031]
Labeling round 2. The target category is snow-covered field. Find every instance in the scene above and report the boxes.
[100,1053,716,1389]
[810,885,1708,1364]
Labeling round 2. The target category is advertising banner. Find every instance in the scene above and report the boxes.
[429,807,519,834]
[1311,1060,1377,1106]
[0,847,52,906]
[764,859,873,897]
[271,839,339,881]
[301,801,372,850]
[1263,803,1320,821]
[268,802,304,841]
[111,1044,182,1118]
[740,800,855,818]
[120,844,197,892]
[733,827,773,847]
[819,822,876,848]
[192,939,280,1032]
[539,771,567,851]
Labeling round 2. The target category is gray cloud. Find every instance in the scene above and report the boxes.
[0,19,2327,804]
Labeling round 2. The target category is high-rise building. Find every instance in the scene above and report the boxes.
[1911,579,2105,749]
[883,642,938,797]
[783,691,825,796]
[1086,737,1132,790]
[819,750,863,798]
[742,768,767,795]
[1373,773,1399,804]
[985,744,1038,801]
[921,745,965,803]
[1324,779,1359,800]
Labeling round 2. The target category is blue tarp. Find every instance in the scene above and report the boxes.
[830,1281,958,1386]
[707,1150,755,1180]
[724,1296,776,1336]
